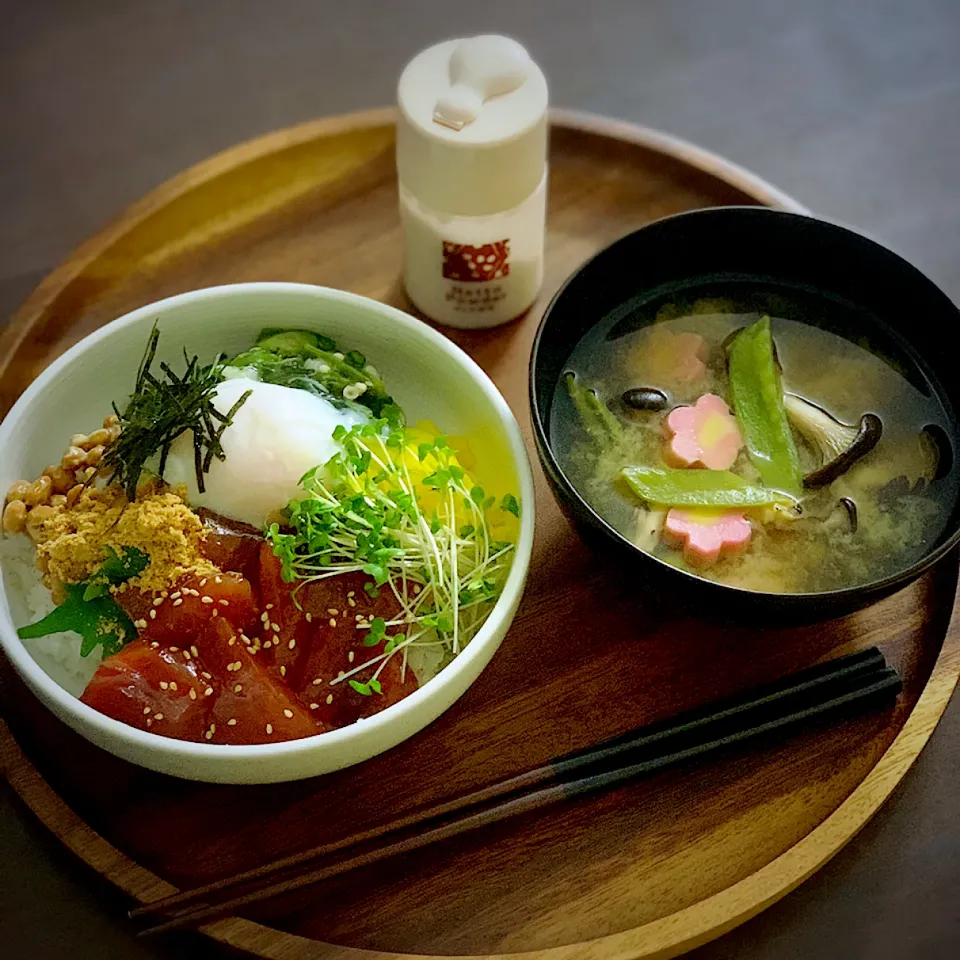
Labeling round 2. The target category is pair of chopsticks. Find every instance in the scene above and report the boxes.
[133,647,900,936]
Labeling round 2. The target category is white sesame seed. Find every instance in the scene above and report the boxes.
[228,636,235,646]
[280,665,286,677]
[260,612,269,623]
[182,650,192,660]
[199,579,207,587]
[212,609,219,618]
[272,623,280,633]
[326,694,333,705]
[150,641,159,648]
[312,678,323,685]
[329,618,337,627]
[191,646,199,658]
[173,598,183,606]
[310,703,319,710]
[265,723,273,735]
[189,688,197,700]
[337,670,345,679]
[170,646,179,652]
[204,730,213,740]
[202,671,211,679]
[218,599,229,607]
[327,608,338,616]
[205,686,214,697]
[209,723,216,733]
[288,638,296,650]
[227,718,237,726]
[143,707,151,715]
[169,681,177,691]
[265,603,274,610]
[348,651,355,663]
[159,681,169,690]
[170,591,181,600]
[263,640,272,649]
[153,597,164,606]
[305,612,313,623]
[214,576,222,584]
[201,595,213,604]
[149,609,157,620]
[283,709,294,719]
[154,713,163,721]
[348,598,356,608]
[234,683,242,693]
[347,591,355,598]
[146,718,152,727]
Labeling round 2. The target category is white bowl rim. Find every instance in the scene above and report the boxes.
[0,282,535,760]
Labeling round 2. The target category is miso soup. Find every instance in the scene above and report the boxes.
[551,288,959,593]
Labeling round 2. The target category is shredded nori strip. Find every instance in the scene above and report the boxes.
[99,323,251,500]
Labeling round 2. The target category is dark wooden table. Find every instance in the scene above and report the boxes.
[3,1,960,957]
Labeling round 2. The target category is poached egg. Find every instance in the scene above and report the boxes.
[162,377,367,527]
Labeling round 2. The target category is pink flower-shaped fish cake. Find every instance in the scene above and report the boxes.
[663,509,752,567]
[663,393,743,470]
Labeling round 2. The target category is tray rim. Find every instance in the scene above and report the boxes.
[2,107,957,960]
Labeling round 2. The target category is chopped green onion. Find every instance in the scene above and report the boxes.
[564,372,622,444]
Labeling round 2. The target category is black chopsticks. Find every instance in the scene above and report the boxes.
[133,646,899,936]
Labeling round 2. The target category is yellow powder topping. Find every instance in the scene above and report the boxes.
[32,485,218,592]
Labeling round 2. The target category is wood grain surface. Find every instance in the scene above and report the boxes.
[1,109,958,960]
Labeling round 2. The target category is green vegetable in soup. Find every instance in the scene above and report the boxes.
[564,372,623,444]
[728,316,802,496]
[225,328,397,418]
[621,466,795,507]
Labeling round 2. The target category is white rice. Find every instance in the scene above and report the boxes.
[0,535,102,697]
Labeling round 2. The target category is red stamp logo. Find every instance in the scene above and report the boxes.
[442,240,510,282]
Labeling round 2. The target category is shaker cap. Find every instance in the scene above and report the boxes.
[397,35,548,216]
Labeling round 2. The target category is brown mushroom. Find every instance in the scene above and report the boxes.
[621,387,669,412]
[783,394,883,489]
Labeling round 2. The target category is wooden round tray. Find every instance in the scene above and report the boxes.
[2,108,958,960]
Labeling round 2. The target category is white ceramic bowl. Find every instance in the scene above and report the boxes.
[0,283,535,783]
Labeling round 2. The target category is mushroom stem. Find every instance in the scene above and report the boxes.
[840,497,858,533]
[783,394,883,489]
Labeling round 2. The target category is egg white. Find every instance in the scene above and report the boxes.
[162,377,368,527]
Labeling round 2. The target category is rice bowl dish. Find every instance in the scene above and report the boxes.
[0,284,534,782]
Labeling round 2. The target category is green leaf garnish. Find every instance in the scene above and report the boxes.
[18,547,149,658]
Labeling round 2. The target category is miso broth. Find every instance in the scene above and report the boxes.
[551,290,959,593]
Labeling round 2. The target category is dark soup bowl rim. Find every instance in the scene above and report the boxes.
[529,205,960,622]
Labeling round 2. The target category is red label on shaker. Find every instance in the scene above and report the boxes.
[442,240,511,281]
